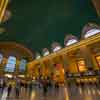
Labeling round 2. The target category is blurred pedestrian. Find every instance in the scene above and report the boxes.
[15,80,20,98]
[7,84,12,97]
[29,81,33,96]
[42,78,48,96]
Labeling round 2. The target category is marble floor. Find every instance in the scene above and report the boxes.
[0,84,100,100]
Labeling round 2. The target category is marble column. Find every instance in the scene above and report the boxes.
[80,45,95,70]
[62,54,70,72]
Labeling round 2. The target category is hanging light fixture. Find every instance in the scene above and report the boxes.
[2,9,12,23]
[42,48,50,56]
[35,52,41,60]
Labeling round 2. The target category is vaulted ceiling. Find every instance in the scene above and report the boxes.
[0,0,99,53]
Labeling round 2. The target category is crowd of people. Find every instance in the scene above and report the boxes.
[0,76,61,99]
[0,78,21,98]
[1,76,100,99]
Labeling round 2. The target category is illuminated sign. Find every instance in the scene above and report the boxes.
[65,39,77,46]
[5,74,12,78]
[84,29,100,38]
[5,56,16,72]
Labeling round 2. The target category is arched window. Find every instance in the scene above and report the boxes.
[84,29,100,38]
[5,56,16,72]
[82,23,100,39]
[64,34,78,46]
[51,42,62,52]
[19,59,27,73]
[0,53,3,64]
[42,48,50,56]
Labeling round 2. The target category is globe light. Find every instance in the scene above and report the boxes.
[2,10,12,23]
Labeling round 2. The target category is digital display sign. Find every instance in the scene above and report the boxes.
[19,59,27,73]
[5,56,16,72]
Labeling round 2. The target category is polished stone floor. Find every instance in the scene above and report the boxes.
[0,84,100,100]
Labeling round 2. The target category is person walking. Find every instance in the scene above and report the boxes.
[42,78,48,96]
[2,80,6,93]
[28,81,33,96]
[15,80,20,98]
[7,84,12,97]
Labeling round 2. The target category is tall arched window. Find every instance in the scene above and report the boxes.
[51,42,62,52]
[19,59,27,73]
[64,34,78,46]
[5,56,16,72]
[82,23,100,39]
[0,54,3,64]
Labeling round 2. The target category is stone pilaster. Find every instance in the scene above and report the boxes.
[80,46,95,70]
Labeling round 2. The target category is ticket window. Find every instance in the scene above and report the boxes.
[77,60,87,72]
[96,56,100,68]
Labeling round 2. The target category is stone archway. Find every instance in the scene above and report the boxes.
[0,42,34,61]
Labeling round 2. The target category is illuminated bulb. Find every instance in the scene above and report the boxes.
[5,74,12,78]
[2,10,12,22]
